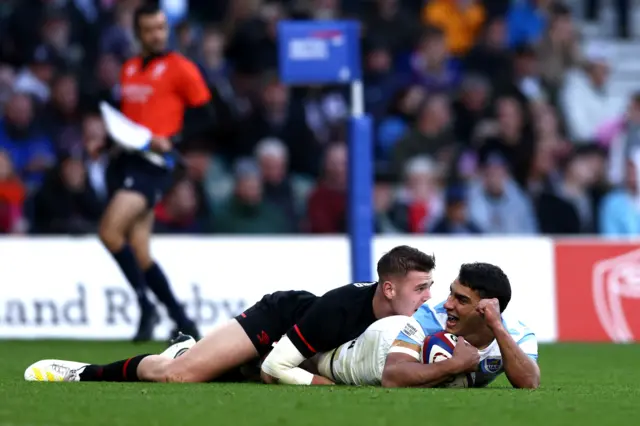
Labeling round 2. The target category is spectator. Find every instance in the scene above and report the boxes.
[452,73,491,145]
[100,4,135,61]
[391,93,455,177]
[536,148,598,234]
[239,71,319,177]
[226,1,282,76]
[255,137,312,230]
[560,43,622,143]
[373,168,400,234]
[600,159,640,236]
[537,3,581,105]
[198,26,230,86]
[476,95,535,186]
[0,150,26,234]
[306,143,347,233]
[507,0,551,48]
[362,0,419,53]
[212,158,291,234]
[181,143,233,214]
[429,184,482,234]
[173,20,199,60]
[463,17,513,92]
[526,136,561,196]
[467,151,538,234]
[508,44,547,105]
[155,179,204,234]
[422,0,486,57]
[410,27,460,93]
[377,85,426,163]
[305,0,343,20]
[31,153,103,234]
[0,93,55,189]
[0,63,15,112]
[389,156,444,233]
[42,73,83,155]
[13,45,58,103]
[604,94,640,187]
[84,53,122,108]
[363,38,406,122]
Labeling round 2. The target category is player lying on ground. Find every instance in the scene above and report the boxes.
[310,263,540,388]
[25,245,435,385]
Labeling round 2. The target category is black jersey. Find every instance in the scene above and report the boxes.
[286,282,378,358]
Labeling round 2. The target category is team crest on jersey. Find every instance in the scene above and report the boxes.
[481,357,503,374]
[152,62,167,79]
[125,64,136,76]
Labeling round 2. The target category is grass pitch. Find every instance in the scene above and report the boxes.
[1,341,638,425]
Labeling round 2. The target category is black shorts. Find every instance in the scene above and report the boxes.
[106,151,174,208]
[235,290,318,357]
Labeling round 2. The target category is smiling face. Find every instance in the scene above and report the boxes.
[443,280,484,336]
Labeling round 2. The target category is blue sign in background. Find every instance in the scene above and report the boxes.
[277,20,362,85]
[278,20,371,283]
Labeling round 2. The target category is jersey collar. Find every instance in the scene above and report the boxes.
[141,50,170,69]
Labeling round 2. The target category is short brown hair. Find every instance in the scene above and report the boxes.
[376,246,435,280]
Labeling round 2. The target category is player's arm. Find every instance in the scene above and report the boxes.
[260,335,334,385]
[260,297,349,385]
[381,318,475,388]
[478,299,540,389]
[492,325,540,389]
[382,341,463,388]
[170,57,216,146]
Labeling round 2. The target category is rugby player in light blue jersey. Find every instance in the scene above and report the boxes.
[312,263,539,389]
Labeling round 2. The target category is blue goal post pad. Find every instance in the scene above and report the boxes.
[277,20,362,85]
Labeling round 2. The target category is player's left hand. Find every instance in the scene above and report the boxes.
[150,136,172,153]
[476,298,502,331]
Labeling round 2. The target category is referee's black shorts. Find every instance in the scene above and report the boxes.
[106,151,174,208]
[235,290,318,357]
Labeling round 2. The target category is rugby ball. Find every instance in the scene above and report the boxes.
[421,331,475,388]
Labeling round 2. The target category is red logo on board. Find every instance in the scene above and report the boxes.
[556,242,640,342]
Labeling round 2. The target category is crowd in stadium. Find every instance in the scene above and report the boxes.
[0,0,637,236]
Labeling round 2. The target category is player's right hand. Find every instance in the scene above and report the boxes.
[149,136,172,153]
[451,336,480,373]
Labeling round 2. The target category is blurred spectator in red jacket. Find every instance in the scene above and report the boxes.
[0,149,26,234]
[307,143,347,233]
[155,179,204,234]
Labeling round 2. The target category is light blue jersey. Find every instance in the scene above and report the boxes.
[396,301,538,387]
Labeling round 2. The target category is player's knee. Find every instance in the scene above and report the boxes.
[98,222,124,252]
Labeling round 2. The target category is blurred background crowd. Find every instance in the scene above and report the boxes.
[1,0,640,236]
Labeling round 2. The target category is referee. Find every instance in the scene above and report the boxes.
[99,4,214,342]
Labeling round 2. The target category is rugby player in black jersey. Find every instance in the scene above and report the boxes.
[24,245,435,385]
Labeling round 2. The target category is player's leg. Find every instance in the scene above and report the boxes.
[72,319,258,383]
[129,209,199,339]
[24,333,197,382]
[136,319,258,382]
[98,188,158,341]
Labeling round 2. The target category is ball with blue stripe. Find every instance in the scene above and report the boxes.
[421,331,475,388]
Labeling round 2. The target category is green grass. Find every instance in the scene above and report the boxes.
[1,342,639,425]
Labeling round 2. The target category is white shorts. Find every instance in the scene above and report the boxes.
[315,315,410,386]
